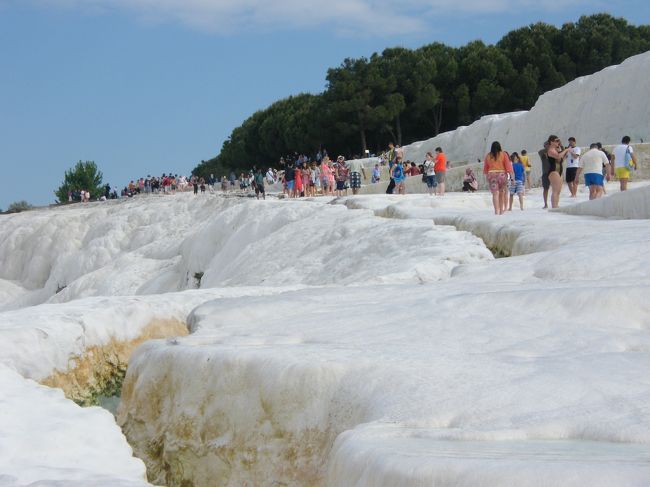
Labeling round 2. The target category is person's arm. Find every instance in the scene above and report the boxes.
[362,167,367,180]
[503,153,514,180]
[548,146,571,160]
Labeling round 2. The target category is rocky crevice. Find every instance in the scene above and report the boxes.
[41,318,188,406]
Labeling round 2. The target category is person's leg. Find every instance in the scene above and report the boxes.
[620,178,628,191]
[500,188,508,214]
[509,193,514,211]
[566,168,577,197]
[550,172,562,208]
[492,191,500,214]
[588,185,597,200]
[518,192,524,210]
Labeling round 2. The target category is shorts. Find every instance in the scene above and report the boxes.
[584,173,604,187]
[541,173,550,190]
[350,172,361,189]
[509,179,525,195]
[425,175,437,188]
[255,185,265,194]
[286,180,294,191]
[486,172,507,193]
[336,180,346,191]
[436,172,446,184]
[321,178,329,187]
[565,167,578,183]
[616,167,630,179]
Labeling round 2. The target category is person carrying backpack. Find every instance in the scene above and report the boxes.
[612,135,637,192]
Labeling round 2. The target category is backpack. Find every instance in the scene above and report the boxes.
[624,146,636,171]
[393,164,404,179]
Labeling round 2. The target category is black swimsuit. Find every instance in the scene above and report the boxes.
[548,155,562,176]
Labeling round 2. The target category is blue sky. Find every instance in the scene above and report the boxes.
[0,0,648,209]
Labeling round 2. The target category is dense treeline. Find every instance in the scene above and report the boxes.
[194,14,650,177]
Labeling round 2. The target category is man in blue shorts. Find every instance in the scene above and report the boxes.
[577,143,611,200]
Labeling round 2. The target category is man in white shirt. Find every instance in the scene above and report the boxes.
[576,143,611,200]
[564,137,581,197]
[612,135,637,191]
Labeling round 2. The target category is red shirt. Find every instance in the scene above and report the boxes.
[434,153,447,172]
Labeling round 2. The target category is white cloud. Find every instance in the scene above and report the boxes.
[18,0,597,35]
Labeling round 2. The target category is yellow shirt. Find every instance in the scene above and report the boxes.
[521,155,531,171]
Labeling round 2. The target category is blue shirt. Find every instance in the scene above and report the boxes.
[513,162,525,182]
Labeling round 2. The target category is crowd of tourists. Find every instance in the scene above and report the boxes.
[68,135,638,212]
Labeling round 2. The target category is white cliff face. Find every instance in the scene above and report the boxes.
[2,52,650,487]
[403,51,650,164]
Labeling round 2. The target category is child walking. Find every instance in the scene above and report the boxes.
[509,152,526,210]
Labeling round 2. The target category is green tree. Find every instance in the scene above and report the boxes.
[418,43,459,135]
[54,160,104,203]
[375,47,439,145]
[326,57,402,154]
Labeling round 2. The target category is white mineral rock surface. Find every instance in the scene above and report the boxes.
[1,53,650,487]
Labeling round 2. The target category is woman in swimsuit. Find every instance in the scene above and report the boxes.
[546,135,571,208]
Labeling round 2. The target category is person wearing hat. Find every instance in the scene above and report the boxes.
[335,156,349,196]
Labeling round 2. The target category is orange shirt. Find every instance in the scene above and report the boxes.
[434,152,447,172]
[483,152,513,173]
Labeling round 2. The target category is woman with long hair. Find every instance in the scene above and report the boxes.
[483,141,514,215]
[545,135,571,208]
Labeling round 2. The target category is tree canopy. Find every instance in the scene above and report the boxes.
[194,13,650,178]
[54,160,104,203]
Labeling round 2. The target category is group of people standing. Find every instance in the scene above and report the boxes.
[281,156,367,198]
[483,134,638,215]
[385,143,449,196]
[482,142,527,215]
[538,134,637,209]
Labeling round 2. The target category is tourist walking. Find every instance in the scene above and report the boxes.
[483,141,514,215]
[391,157,407,195]
[335,156,349,197]
[422,152,437,195]
[521,150,532,189]
[578,143,611,200]
[509,152,525,210]
[612,135,637,191]
[434,147,447,196]
[347,157,367,195]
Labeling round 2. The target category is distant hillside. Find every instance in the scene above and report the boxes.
[194,13,650,177]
